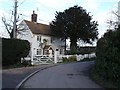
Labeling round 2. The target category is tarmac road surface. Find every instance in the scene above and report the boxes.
[2,64,55,89]
[22,61,104,89]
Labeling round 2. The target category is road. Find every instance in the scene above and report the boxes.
[2,64,55,89]
[22,61,104,89]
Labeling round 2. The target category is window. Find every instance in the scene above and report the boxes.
[37,49,41,55]
[37,36,41,42]
[51,37,55,43]
[60,49,62,54]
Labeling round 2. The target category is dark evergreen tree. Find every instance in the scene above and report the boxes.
[50,5,98,52]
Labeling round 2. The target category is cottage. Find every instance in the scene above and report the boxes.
[17,11,65,65]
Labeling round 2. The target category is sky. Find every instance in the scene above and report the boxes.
[0,0,120,38]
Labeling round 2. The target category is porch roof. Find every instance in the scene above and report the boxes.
[43,45,52,50]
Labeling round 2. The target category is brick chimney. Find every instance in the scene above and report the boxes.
[31,11,37,22]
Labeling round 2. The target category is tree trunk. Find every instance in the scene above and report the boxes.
[70,38,77,54]
[10,30,14,38]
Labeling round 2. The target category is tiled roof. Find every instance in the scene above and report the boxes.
[24,20,52,36]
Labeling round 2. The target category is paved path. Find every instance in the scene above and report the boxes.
[2,64,55,89]
[21,61,104,89]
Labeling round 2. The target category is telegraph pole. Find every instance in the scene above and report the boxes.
[13,0,17,38]
[118,1,120,25]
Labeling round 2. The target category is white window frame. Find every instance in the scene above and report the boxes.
[37,36,41,42]
[36,49,41,55]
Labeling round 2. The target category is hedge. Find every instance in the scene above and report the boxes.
[96,27,120,85]
[2,38,30,66]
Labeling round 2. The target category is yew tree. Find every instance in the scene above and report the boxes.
[50,5,98,52]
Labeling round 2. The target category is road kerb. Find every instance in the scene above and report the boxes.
[15,64,58,90]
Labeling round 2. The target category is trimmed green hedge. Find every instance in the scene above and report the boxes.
[2,38,30,66]
[96,27,120,85]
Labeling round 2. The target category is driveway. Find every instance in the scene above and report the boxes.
[21,61,104,89]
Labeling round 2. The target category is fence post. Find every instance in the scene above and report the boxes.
[54,49,58,64]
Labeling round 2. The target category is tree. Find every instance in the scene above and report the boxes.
[1,0,26,38]
[2,17,14,38]
[2,15,25,38]
[50,5,98,52]
[106,10,120,30]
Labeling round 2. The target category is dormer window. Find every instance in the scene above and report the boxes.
[37,36,41,42]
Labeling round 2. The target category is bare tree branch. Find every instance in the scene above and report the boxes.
[112,11,120,19]
[106,10,120,30]
[2,17,11,36]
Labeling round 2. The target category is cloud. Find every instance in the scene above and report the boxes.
[81,0,99,10]
[0,0,6,2]
[96,0,119,2]
[94,11,109,37]
[37,0,76,9]
[93,9,117,37]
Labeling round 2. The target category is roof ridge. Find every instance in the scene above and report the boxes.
[24,20,49,26]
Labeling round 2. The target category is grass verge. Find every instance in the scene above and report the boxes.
[2,62,33,69]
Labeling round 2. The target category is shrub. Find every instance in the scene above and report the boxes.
[62,57,68,62]
[22,59,31,66]
[68,56,77,62]
[2,38,30,66]
[62,56,77,63]
[96,28,120,84]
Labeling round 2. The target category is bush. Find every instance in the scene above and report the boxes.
[62,57,68,62]
[2,38,30,66]
[62,56,77,63]
[22,59,31,66]
[96,28,120,85]
[68,56,77,62]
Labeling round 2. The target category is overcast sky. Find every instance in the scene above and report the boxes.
[0,0,119,38]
